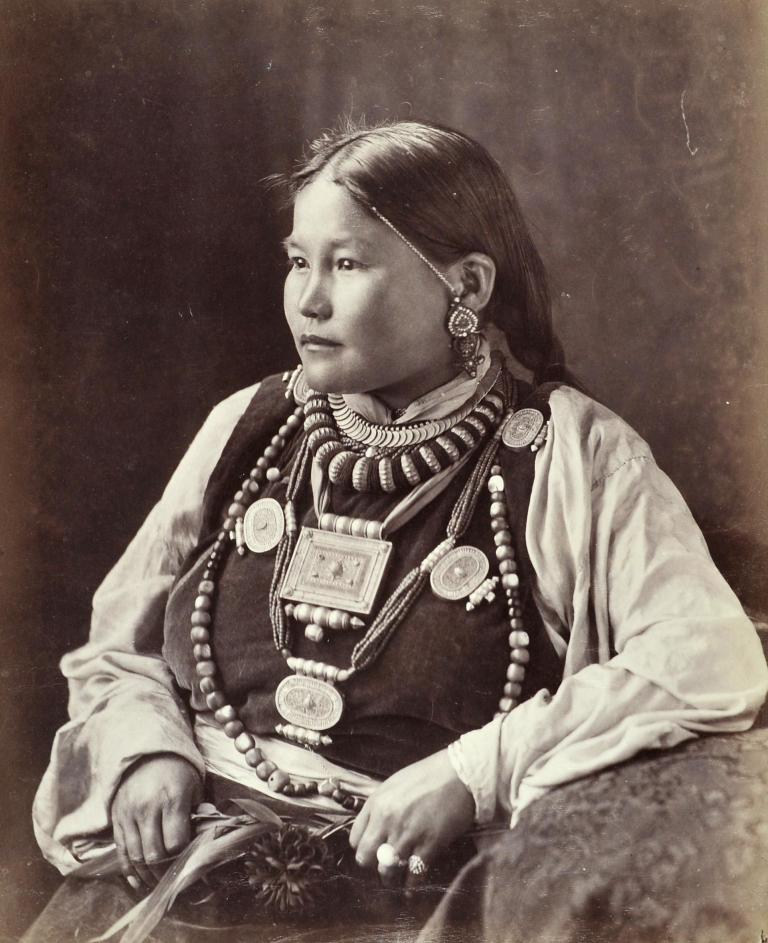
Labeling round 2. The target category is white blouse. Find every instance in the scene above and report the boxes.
[32,379,768,873]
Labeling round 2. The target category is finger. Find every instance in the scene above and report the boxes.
[121,818,156,888]
[355,821,389,870]
[404,843,433,893]
[378,858,407,889]
[138,808,170,883]
[348,802,370,850]
[161,802,192,860]
[113,821,140,889]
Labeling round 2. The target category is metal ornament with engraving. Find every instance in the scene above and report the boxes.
[243,498,285,553]
[275,675,344,731]
[501,408,545,451]
[280,527,393,615]
[431,546,490,601]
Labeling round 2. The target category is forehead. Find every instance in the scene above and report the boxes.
[289,177,378,245]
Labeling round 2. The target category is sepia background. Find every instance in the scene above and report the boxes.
[1,0,766,937]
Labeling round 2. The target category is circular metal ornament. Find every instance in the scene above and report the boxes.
[447,302,479,338]
[242,498,285,553]
[430,546,490,601]
[274,675,344,731]
[501,408,545,451]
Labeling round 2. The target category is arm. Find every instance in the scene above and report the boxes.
[453,388,768,825]
[33,385,259,874]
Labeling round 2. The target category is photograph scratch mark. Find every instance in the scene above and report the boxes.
[680,90,699,156]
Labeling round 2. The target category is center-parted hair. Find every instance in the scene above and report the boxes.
[273,119,568,386]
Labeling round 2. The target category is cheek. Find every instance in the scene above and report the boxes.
[283,276,295,309]
[283,280,301,331]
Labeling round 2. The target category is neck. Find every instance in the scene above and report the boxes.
[368,363,464,412]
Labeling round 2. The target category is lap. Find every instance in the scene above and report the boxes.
[21,832,471,943]
[24,729,768,943]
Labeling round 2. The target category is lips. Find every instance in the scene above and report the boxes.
[301,333,341,347]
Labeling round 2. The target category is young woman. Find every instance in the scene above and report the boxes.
[29,120,767,938]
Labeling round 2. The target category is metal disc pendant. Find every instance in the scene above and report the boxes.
[430,546,490,601]
[275,675,344,731]
[501,408,544,451]
[243,498,285,553]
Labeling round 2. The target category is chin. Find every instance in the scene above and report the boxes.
[301,361,361,396]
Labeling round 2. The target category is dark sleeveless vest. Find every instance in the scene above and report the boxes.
[163,372,564,778]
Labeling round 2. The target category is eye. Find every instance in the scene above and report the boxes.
[286,256,308,271]
[336,258,359,271]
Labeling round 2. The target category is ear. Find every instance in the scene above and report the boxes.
[445,252,496,317]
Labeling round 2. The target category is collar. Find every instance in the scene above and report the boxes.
[343,337,494,425]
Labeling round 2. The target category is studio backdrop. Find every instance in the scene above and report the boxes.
[2,0,766,935]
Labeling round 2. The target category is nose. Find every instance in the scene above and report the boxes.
[297,271,331,320]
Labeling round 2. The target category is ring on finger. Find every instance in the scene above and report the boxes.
[376,842,406,869]
[408,854,429,876]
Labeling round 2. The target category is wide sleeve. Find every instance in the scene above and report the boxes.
[32,384,259,873]
[452,387,768,826]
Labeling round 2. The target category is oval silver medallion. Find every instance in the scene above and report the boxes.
[243,498,285,553]
[501,408,544,451]
[431,546,490,601]
[275,675,344,731]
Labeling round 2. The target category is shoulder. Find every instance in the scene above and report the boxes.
[202,370,291,435]
[205,381,263,426]
[544,386,654,491]
[163,374,287,494]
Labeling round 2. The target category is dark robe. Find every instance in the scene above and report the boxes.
[162,371,564,777]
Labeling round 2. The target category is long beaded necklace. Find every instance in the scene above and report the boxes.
[189,375,536,810]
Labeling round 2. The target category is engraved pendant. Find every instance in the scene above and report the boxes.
[501,408,545,451]
[430,546,490,601]
[280,527,393,615]
[243,498,285,553]
[274,675,344,731]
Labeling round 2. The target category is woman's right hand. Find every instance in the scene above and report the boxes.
[110,753,203,888]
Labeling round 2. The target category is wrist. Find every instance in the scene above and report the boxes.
[448,722,502,825]
[447,741,478,822]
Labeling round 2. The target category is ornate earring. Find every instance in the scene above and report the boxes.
[447,295,484,378]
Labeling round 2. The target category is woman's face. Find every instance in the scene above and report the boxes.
[283,174,460,409]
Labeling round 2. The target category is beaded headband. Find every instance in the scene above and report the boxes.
[370,206,461,302]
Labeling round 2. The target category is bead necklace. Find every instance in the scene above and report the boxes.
[189,407,365,811]
[486,464,530,715]
[188,373,534,808]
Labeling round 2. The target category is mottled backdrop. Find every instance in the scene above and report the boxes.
[1,0,766,936]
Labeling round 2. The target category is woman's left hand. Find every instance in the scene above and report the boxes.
[349,749,475,882]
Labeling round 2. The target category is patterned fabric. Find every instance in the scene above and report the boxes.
[419,628,768,943]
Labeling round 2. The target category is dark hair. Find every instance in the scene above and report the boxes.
[275,118,568,386]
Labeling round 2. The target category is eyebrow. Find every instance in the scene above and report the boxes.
[281,234,374,253]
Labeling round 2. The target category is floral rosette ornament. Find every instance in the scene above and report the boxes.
[205,823,336,918]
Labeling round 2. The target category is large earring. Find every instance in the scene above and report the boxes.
[446,296,484,378]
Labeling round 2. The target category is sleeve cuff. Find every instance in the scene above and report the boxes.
[94,690,206,810]
[448,715,504,824]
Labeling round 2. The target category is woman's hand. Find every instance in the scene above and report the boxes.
[349,749,475,884]
[110,753,203,888]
